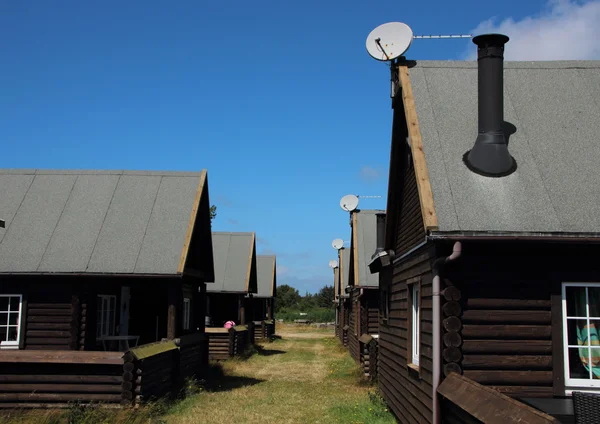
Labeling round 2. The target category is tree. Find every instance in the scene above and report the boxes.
[210,205,217,222]
[275,284,301,312]
[316,285,335,308]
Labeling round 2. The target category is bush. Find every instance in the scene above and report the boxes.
[277,307,334,323]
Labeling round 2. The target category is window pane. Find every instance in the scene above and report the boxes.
[0,313,7,326]
[566,286,587,317]
[8,314,18,326]
[589,287,600,318]
[0,327,6,342]
[0,297,8,311]
[570,347,591,379]
[9,296,19,311]
[567,319,589,346]
[7,327,17,342]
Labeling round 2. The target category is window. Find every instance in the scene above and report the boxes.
[0,295,22,349]
[562,283,600,388]
[183,298,191,331]
[96,295,116,339]
[406,279,421,369]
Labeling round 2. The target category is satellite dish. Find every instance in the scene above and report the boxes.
[366,22,413,61]
[332,238,344,250]
[329,260,339,269]
[340,194,359,212]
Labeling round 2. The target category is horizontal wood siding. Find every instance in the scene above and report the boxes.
[25,298,74,350]
[379,246,434,424]
[0,351,126,407]
[395,147,425,257]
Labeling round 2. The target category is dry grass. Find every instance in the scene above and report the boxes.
[165,323,395,424]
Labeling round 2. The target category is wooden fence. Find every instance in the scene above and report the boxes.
[438,373,559,424]
[206,324,254,361]
[0,350,127,408]
[252,320,275,341]
[359,334,378,381]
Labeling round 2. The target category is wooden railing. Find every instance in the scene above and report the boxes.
[438,373,559,424]
[206,324,254,360]
[0,350,127,408]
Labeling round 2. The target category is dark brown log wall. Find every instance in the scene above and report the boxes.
[394,140,425,257]
[379,246,435,424]
[361,289,379,334]
[348,290,360,362]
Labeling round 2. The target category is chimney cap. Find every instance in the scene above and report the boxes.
[472,33,509,46]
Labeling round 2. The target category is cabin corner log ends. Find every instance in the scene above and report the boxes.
[441,282,463,378]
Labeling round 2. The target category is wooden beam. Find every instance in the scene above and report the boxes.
[0,350,123,365]
[177,170,207,274]
[438,373,559,423]
[398,65,438,231]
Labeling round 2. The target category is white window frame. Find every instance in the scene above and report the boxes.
[96,295,117,339]
[183,298,191,331]
[411,284,420,367]
[562,282,600,389]
[0,294,23,349]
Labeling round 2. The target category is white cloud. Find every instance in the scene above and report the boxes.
[467,0,600,60]
[359,165,382,182]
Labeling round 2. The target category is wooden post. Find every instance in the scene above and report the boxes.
[167,283,182,340]
[70,295,81,350]
[228,328,235,357]
[239,295,246,325]
[193,282,206,332]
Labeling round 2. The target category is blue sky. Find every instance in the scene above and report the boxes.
[2,1,598,293]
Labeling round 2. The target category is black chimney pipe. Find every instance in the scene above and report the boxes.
[464,33,516,177]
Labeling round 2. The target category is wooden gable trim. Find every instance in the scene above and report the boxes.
[398,66,438,231]
[244,232,256,293]
[351,212,361,287]
[177,170,207,273]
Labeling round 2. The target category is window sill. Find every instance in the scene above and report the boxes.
[407,363,420,379]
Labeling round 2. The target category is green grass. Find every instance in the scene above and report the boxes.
[276,307,335,323]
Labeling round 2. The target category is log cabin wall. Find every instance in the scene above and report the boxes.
[442,241,600,399]
[348,289,360,362]
[361,289,379,334]
[378,244,435,424]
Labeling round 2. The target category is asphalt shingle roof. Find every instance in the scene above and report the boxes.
[209,232,257,293]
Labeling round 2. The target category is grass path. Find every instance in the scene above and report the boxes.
[165,324,396,424]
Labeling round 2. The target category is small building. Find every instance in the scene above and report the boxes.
[0,169,215,406]
[248,255,277,340]
[248,255,276,322]
[346,210,383,363]
[370,34,600,423]
[207,232,257,327]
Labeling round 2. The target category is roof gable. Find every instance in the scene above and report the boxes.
[398,60,600,235]
[350,210,384,287]
[209,232,257,293]
[255,255,276,298]
[0,169,213,276]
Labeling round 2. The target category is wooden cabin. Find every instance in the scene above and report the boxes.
[206,232,257,327]
[0,169,215,406]
[369,35,600,423]
[248,255,277,339]
[346,210,383,363]
[336,247,350,346]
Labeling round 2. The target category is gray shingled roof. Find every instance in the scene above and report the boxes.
[0,169,212,275]
[410,61,600,234]
[209,232,257,293]
[254,255,276,298]
[351,210,383,287]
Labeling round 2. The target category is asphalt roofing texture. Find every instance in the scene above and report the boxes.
[255,255,276,298]
[409,60,600,233]
[209,232,255,293]
[0,169,204,275]
[352,210,384,287]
